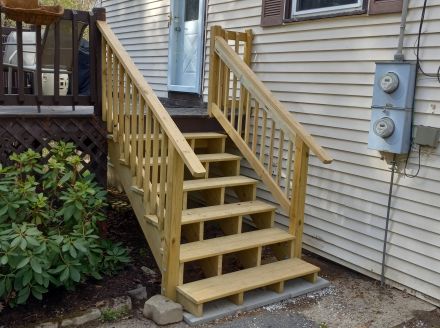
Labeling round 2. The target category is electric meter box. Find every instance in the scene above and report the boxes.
[368,62,417,154]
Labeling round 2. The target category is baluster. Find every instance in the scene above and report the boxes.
[143,106,152,208]
[118,64,125,150]
[54,21,60,103]
[230,38,240,127]
[222,32,230,116]
[106,48,113,132]
[252,101,260,153]
[35,25,43,111]
[244,92,252,145]
[136,96,145,188]
[216,29,225,112]
[268,120,276,175]
[208,26,221,115]
[0,10,3,101]
[16,21,24,103]
[237,86,245,136]
[71,11,79,108]
[285,141,293,197]
[158,132,168,223]
[276,130,284,184]
[130,87,138,174]
[124,75,131,163]
[101,40,107,122]
[151,117,160,214]
[259,110,267,163]
[112,56,119,139]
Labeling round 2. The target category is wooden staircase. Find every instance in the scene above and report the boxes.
[98,22,333,317]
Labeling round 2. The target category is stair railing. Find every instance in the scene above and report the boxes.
[208,26,333,258]
[97,21,206,300]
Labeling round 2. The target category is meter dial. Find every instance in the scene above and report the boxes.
[380,72,399,94]
[373,117,395,138]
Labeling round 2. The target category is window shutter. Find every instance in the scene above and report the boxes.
[369,0,403,15]
[261,0,285,27]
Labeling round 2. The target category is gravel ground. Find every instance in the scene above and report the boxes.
[93,254,439,328]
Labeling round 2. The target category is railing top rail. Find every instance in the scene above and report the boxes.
[97,21,206,178]
[214,36,333,164]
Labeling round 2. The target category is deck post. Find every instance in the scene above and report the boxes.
[162,142,185,301]
[289,137,310,258]
[208,25,222,117]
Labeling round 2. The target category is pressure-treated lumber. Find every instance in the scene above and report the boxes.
[213,35,332,164]
[183,176,257,192]
[180,228,294,263]
[181,201,275,225]
[177,258,320,305]
[98,21,206,178]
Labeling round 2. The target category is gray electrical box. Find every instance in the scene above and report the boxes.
[414,125,440,148]
[368,62,417,154]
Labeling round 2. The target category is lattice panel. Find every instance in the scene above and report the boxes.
[0,116,107,187]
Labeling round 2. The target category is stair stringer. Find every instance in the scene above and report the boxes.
[108,139,162,270]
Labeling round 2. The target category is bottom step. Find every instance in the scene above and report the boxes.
[177,258,319,317]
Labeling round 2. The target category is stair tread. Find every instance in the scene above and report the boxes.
[177,258,320,304]
[183,176,257,192]
[145,153,240,165]
[196,153,241,162]
[183,132,227,140]
[182,201,275,224]
[180,228,294,263]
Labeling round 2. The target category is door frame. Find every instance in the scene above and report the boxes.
[168,0,206,94]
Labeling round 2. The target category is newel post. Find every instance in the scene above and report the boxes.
[208,25,222,116]
[92,8,106,118]
[289,137,310,258]
[162,142,184,301]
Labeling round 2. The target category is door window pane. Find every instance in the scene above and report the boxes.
[185,0,199,21]
[297,0,358,11]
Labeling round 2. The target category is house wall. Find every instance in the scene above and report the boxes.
[101,0,171,98]
[102,0,440,304]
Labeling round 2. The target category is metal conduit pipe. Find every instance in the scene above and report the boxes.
[394,0,411,61]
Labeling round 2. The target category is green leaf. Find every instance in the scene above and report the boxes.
[69,245,78,258]
[1,255,8,265]
[0,206,8,217]
[16,257,30,269]
[23,269,33,286]
[31,288,43,300]
[64,205,76,220]
[60,267,70,282]
[16,286,30,304]
[73,240,88,253]
[30,258,42,274]
[25,236,40,247]
[69,267,81,282]
[0,279,5,297]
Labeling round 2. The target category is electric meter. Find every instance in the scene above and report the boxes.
[373,117,395,138]
[380,72,399,94]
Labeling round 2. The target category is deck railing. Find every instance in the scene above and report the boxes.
[98,21,206,300]
[208,26,333,257]
[0,8,104,113]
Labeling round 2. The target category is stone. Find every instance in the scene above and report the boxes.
[128,285,148,301]
[141,266,158,277]
[143,295,183,325]
[60,308,101,327]
[34,322,59,328]
[97,295,133,312]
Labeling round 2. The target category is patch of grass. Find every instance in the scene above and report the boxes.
[319,323,329,328]
[100,306,130,322]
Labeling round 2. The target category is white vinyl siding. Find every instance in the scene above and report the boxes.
[102,0,440,304]
[101,0,170,98]
[203,0,440,304]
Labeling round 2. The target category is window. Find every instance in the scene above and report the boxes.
[261,0,404,27]
[292,0,363,17]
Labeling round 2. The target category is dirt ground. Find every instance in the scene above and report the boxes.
[1,190,438,328]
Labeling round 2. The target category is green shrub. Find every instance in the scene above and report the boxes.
[0,142,130,307]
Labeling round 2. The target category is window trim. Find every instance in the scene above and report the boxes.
[291,0,364,18]
[283,0,369,23]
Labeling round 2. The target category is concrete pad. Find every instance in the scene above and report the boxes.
[183,277,330,326]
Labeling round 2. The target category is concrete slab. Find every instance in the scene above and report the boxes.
[183,277,330,326]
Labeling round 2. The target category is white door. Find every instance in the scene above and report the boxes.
[168,0,205,94]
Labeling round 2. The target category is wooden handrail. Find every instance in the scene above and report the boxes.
[214,36,333,164]
[97,21,206,178]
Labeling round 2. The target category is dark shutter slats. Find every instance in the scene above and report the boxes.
[261,0,285,27]
[369,0,403,15]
